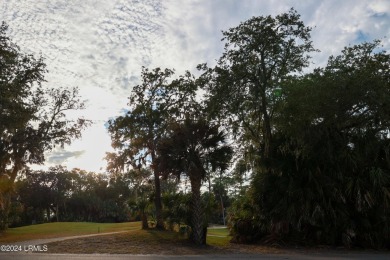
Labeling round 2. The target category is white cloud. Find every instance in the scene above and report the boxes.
[46,149,85,165]
[2,0,389,172]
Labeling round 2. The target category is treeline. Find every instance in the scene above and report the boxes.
[8,166,230,229]
[10,166,130,225]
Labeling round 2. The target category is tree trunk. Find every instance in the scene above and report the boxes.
[190,176,206,245]
[56,203,59,222]
[141,210,148,229]
[0,191,11,231]
[0,162,22,230]
[0,178,14,231]
[261,88,272,159]
[47,208,50,222]
[219,195,225,226]
[153,169,164,230]
[151,151,164,230]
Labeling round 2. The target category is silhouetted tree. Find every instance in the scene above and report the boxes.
[0,22,89,230]
[158,118,232,245]
[107,67,197,229]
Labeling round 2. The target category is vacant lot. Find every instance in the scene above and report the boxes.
[43,228,286,255]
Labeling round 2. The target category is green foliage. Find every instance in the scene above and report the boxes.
[202,8,316,161]
[162,191,191,230]
[106,67,198,173]
[0,22,89,230]
[126,169,154,229]
[227,191,267,243]
[157,117,233,245]
[4,9,390,250]
[232,40,390,248]
[106,67,198,229]
[209,178,231,225]
[13,167,133,226]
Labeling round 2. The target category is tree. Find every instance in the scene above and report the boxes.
[120,168,153,229]
[211,177,231,225]
[107,67,197,229]
[0,22,89,230]
[235,40,390,248]
[157,118,233,245]
[162,190,191,231]
[16,166,71,223]
[202,8,316,165]
[277,40,390,247]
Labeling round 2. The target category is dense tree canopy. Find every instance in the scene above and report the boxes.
[229,40,390,248]
[202,8,316,165]
[13,167,133,225]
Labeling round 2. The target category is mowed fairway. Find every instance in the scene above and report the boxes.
[0,222,141,243]
[0,222,234,254]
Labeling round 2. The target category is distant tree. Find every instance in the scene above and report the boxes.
[17,171,52,223]
[107,67,197,229]
[58,169,131,223]
[157,118,233,245]
[128,180,153,229]
[0,22,89,230]
[162,190,191,231]
[121,168,153,229]
[211,177,231,225]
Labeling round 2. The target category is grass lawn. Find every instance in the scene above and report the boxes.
[0,222,296,255]
[43,228,289,255]
[45,229,238,254]
[207,227,230,247]
[0,221,141,243]
[1,222,384,255]
[207,227,229,236]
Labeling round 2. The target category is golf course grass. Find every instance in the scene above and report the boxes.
[0,221,141,243]
[0,221,233,254]
[0,221,230,246]
[207,227,229,236]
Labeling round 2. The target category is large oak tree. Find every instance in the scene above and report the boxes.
[106,67,197,229]
[202,8,316,165]
[0,22,89,230]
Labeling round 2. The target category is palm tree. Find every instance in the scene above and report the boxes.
[157,118,232,245]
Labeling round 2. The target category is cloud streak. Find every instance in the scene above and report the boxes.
[1,0,389,172]
[47,149,85,165]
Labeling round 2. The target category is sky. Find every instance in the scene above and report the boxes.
[1,0,389,173]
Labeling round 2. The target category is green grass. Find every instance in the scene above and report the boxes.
[207,235,231,247]
[207,227,230,247]
[207,227,229,236]
[46,228,232,254]
[0,221,141,243]
[0,222,231,248]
